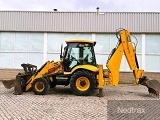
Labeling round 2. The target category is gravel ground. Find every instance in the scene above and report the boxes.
[0,82,159,120]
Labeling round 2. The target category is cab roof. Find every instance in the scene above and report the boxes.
[65,39,95,44]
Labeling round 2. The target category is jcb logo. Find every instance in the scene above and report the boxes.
[48,65,61,73]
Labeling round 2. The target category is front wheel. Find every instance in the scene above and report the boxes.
[70,70,96,96]
[32,78,50,95]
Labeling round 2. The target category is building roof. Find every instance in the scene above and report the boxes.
[65,39,95,44]
[0,11,160,33]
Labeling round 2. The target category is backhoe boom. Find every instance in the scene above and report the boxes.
[97,29,160,97]
[106,29,144,85]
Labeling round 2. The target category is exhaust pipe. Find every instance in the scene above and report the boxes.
[139,76,160,97]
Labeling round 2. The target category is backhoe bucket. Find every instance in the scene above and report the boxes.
[139,76,160,97]
[2,74,23,95]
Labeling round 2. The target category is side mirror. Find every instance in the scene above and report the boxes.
[60,44,63,60]
[60,54,63,59]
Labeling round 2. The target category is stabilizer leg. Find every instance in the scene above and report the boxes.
[97,88,104,97]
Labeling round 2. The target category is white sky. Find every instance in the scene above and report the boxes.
[0,0,160,12]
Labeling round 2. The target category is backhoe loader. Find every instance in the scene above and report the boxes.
[2,29,160,97]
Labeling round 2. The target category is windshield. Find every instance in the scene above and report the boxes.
[64,42,96,71]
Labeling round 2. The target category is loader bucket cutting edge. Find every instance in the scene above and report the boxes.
[139,76,160,97]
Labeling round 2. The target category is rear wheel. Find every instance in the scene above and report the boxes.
[32,78,50,95]
[70,70,96,96]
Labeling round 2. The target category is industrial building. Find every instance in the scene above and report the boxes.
[0,11,160,72]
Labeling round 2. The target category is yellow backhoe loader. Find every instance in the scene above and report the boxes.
[2,29,160,97]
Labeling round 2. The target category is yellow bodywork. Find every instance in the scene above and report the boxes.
[25,62,99,91]
[64,65,99,75]
[106,43,123,85]
[25,60,63,91]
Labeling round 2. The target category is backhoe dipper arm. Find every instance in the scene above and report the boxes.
[106,29,144,86]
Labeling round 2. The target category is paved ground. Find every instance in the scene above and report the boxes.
[0,82,159,120]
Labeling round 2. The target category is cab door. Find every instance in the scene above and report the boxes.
[63,43,80,72]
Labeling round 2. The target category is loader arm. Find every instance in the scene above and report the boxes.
[107,29,144,86]
[25,60,63,91]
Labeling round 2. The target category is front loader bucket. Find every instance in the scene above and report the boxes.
[139,76,160,97]
[2,74,23,95]
[2,79,15,89]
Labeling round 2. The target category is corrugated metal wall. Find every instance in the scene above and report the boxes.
[0,11,160,33]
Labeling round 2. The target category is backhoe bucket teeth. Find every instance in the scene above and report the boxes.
[139,76,160,97]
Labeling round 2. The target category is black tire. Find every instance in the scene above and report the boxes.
[32,78,50,95]
[70,70,96,96]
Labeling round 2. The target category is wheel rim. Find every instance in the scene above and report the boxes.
[76,77,90,91]
[35,81,45,92]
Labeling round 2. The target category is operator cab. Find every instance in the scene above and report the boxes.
[62,40,97,72]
